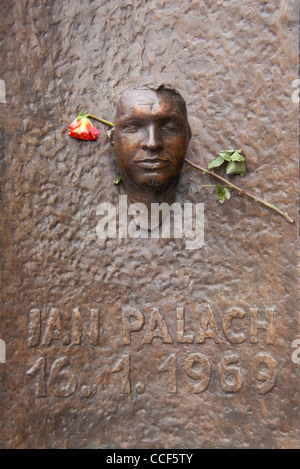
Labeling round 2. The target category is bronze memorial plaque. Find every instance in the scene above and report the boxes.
[0,0,299,450]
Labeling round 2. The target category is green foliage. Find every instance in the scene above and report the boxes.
[223,187,231,200]
[207,156,224,169]
[226,160,246,177]
[217,184,225,203]
[76,109,85,119]
[208,149,245,175]
[207,149,246,203]
[114,176,122,185]
[216,185,231,204]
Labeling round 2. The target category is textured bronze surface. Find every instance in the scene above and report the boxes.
[0,0,299,449]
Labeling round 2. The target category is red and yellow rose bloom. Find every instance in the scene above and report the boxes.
[68,116,100,141]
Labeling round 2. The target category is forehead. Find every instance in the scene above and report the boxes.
[115,89,186,121]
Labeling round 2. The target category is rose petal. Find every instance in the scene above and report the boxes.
[68,117,100,140]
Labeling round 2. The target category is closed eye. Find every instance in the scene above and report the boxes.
[161,119,182,132]
[121,121,141,133]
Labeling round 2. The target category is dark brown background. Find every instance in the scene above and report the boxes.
[0,0,299,448]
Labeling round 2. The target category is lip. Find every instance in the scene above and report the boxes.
[136,158,169,169]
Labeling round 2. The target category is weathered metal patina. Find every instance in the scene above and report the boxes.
[0,0,298,449]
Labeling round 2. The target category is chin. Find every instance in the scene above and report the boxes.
[136,173,173,190]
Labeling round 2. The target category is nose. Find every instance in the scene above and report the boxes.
[142,124,163,151]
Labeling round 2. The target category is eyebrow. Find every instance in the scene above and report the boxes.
[118,111,185,123]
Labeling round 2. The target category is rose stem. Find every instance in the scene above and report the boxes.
[85,114,114,127]
[185,158,294,224]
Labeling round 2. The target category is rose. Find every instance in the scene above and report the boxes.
[68,116,100,141]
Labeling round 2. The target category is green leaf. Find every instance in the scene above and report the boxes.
[226,160,246,177]
[223,187,231,200]
[230,150,244,162]
[207,156,224,169]
[218,150,235,161]
[217,184,225,203]
[114,176,122,185]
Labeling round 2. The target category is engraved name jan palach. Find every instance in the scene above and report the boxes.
[26,306,277,397]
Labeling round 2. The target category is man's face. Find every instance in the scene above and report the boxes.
[113,89,191,191]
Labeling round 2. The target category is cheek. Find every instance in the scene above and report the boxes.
[115,139,139,175]
[165,139,187,162]
[115,136,138,157]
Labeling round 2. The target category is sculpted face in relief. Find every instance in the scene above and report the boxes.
[112,84,191,206]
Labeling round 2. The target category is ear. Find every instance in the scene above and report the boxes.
[107,127,115,146]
